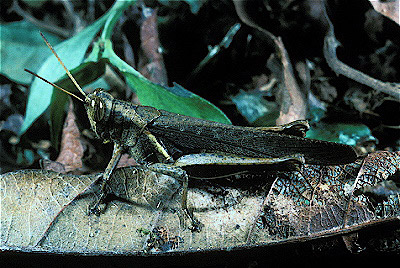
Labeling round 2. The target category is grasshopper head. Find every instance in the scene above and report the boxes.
[24,33,116,142]
[85,88,114,140]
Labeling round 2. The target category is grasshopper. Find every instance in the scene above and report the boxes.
[25,33,357,230]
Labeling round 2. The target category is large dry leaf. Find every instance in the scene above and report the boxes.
[252,151,400,242]
[1,151,399,255]
[0,170,98,249]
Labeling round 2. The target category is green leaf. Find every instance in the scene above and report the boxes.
[101,39,231,124]
[231,90,278,125]
[306,122,377,146]
[20,0,136,135]
[0,20,61,84]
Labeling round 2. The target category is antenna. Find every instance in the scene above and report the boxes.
[39,31,86,97]
[24,68,84,102]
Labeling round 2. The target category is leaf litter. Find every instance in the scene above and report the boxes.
[1,151,399,254]
[1,0,400,259]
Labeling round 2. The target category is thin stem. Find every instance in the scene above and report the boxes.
[101,0,136,40]
[11,0,70,38]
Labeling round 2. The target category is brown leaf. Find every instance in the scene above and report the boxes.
[116,153,137,168]
[40,159,66,174]
[54,102,84,173]
[252,151,400,242]
[1,152,399,254]
[0,167,180,253]
[0,169,98,249]
[272,37,308,125]
[370,0,400,25]
[138,8,168,85]
[234,1,308,125]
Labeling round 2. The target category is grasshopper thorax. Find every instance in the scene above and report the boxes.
[85,88,114,140]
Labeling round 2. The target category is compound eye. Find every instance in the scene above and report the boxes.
[94,97,105,121]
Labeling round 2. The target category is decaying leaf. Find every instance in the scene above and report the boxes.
[370,0,400,25]
[271,37,308,125]
[54,102,84,173]
[138,8,168,86]
[234,0,308,126]
[1,151,399,255]
[0,170,98,249]
[254,151,400,243]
